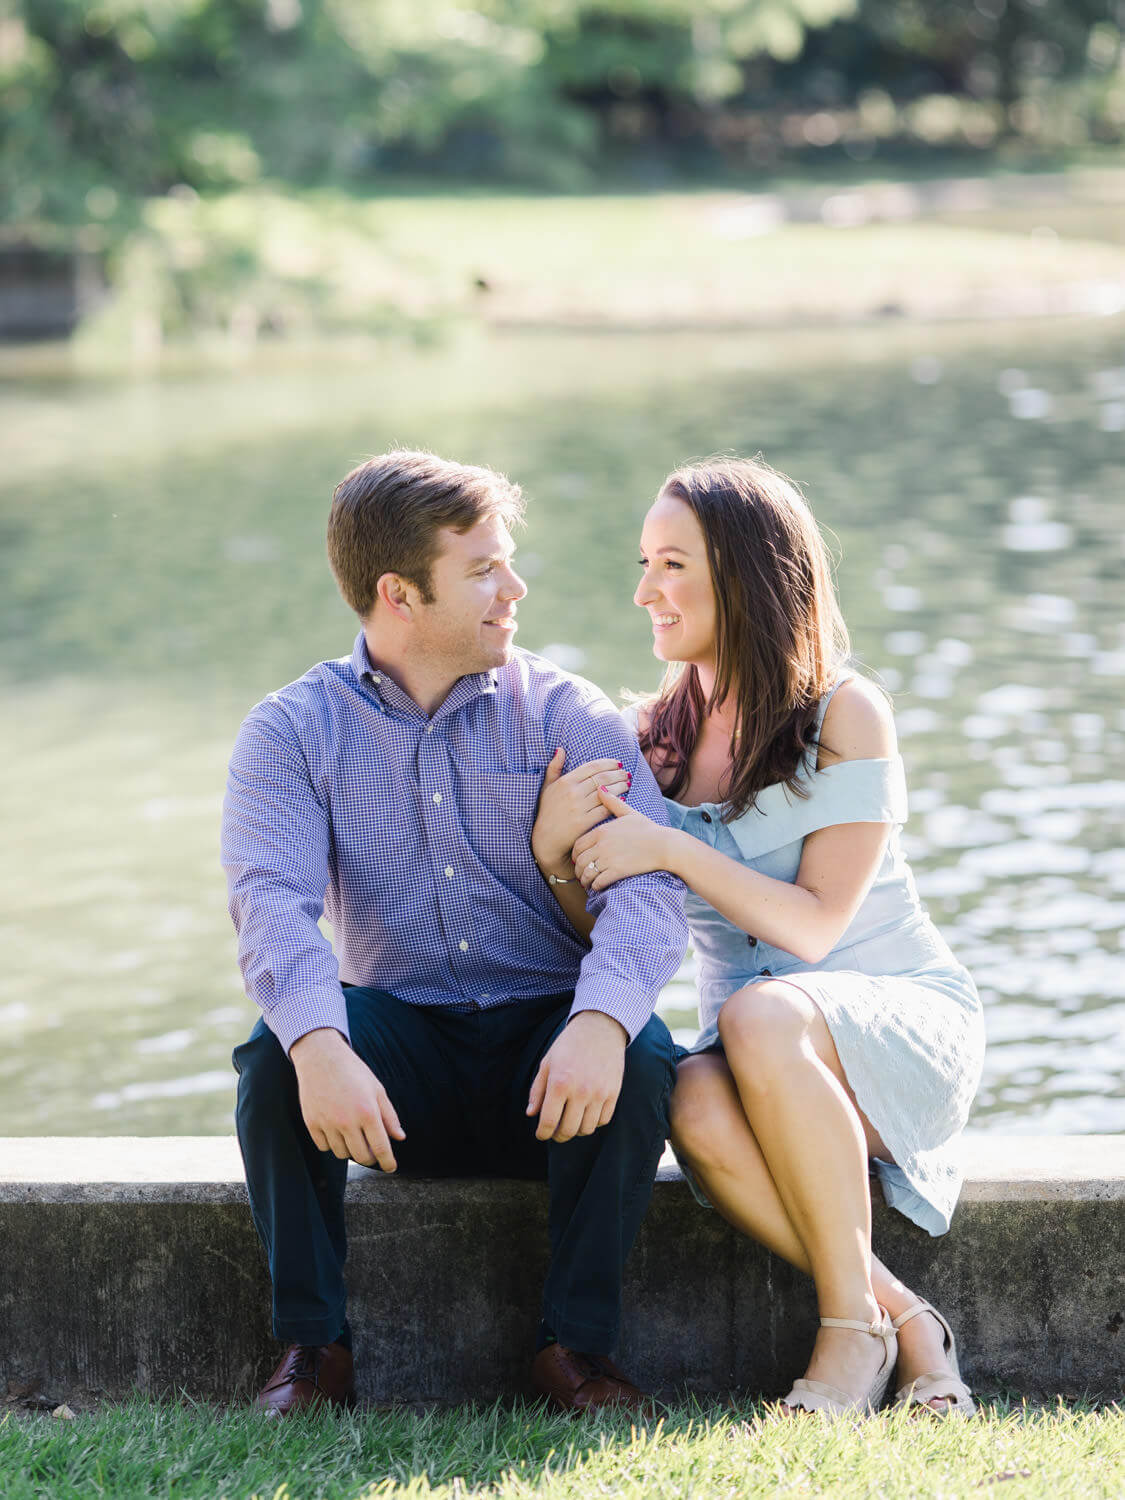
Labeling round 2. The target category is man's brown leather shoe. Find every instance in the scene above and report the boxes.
[531,1343,655,1416]
[253,1342,356,1416]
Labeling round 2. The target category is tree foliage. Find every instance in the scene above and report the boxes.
[2,0,1123,229]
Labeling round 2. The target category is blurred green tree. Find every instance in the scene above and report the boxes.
[3,0,861,225]
[1,0,1121,235]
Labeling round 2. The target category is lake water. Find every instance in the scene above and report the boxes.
[2,318,1123,1137]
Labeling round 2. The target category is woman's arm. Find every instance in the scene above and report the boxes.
[539,863,597,940]
[532,748,630,941]
[573,678,898,964]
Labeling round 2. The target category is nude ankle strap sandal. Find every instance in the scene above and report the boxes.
[780,1312,898,1415]
[891,1300,977,1417]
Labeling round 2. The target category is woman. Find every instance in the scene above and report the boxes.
[530,457,985,1416]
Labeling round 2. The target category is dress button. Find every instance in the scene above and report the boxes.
[459,939,469,951]
[747,935,757,947]
[701,811,712,824]
[761,968,772,977]
[432,792,442,804]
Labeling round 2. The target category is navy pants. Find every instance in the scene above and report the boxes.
[233,987,676,1356]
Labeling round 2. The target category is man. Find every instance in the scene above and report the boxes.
[223,450,687,1417]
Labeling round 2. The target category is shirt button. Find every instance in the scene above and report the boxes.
[701,811,712,824]
[425,724,435,733]
[372,675,381,684]
[459,940,469,952]
[445,867,454,879]
[432,792,442,804]
[481,993,490,1000]
[747,935,757,947]
[761,968,772,977]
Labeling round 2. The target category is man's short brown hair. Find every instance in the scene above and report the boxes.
[327,450,525,616]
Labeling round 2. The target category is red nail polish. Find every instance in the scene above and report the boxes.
[617,761,623,768]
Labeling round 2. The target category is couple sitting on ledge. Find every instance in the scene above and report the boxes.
[222,448,985,1419]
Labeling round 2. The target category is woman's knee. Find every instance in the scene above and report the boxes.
[668,1055,739,1169]
[716,981,816,1074]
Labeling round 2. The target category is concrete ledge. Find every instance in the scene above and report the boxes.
[2,1136,1122,1404]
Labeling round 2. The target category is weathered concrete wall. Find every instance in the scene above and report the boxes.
[0,246,106,340]
[1,1136,1122,1404]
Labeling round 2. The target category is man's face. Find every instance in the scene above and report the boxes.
[412,513,527,679]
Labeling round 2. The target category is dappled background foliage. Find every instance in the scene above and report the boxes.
[4,0,1124,233]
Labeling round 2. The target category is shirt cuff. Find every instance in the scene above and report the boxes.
[568,982,654,1046]
[265,987,352,1057]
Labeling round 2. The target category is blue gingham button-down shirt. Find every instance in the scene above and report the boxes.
[222,633,688,1054]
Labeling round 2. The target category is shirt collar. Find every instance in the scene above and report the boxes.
[349,630,498,717]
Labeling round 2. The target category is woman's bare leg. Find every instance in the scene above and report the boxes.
[714,979,888,1399]
[671,1053,811,1268]
[673,999,961,1405]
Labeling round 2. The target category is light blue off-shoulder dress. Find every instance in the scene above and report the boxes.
[626,672,985,1235]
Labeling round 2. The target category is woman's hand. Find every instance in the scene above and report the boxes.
[532,749,632,878]
[572,786,678,892]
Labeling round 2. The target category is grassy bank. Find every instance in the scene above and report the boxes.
[65,165,1125,367]
[3,1397,1123,1500]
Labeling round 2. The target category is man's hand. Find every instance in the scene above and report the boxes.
[290,1027,405,1171]
[526,1010,628,1143]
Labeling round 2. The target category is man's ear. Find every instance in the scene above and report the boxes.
[375,571,418,622]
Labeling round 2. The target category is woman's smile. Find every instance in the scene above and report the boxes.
[634,491,717,669]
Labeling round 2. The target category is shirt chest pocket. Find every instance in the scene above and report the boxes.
[458,770,545,843]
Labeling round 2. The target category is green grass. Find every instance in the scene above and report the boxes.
[68,164,1125,366]
[3,1398,1123,1499]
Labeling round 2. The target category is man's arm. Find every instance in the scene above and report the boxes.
[526,688,688,1143]
[222,703,348,1052]
[531,747,631,942]
[222,703,403,1168]
[560,695,688,1039]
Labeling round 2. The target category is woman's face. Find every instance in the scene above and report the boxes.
[634,490,718,670]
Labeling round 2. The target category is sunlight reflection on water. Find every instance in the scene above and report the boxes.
[2,320,1123,1135]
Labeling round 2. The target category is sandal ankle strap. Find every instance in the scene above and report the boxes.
[891,1300,936,1331]
[820,1315,891,1337]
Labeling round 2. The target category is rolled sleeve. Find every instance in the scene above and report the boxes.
[554,693,688,1042]
[221,703,349,1053]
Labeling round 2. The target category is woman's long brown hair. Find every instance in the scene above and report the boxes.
[638,457,850,819]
